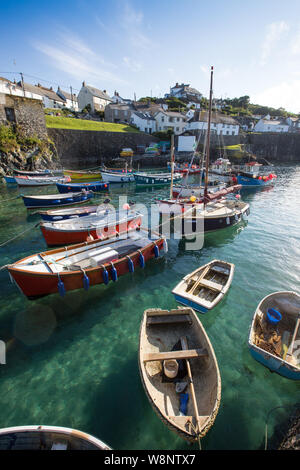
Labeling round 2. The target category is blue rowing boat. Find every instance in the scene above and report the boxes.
[56,181,109,193]
[22,191,93,209]
[3,175,17,184]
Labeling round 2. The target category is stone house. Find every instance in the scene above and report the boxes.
[77,82,113,112]
[0,92,47,139]
[104,103,133,123]
[154,110,187,135]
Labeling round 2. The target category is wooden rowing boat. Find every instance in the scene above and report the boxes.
[172,260,235,313]
[0,425,111,450]
[7,228,166,299]
[139,307,221,442]
[248,291,300,380]
[40,209,142,246]
[15,175,71,186]
[56,181,109,193]
[39,204,101,221]
[22,192,93,209]
[133,172,182,186]
[63,169,102,180]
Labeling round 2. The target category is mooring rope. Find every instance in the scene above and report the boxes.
[264,404,300,450]
[0,195,22,203]
[0,222,40,248]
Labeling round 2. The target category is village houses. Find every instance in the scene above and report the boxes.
[77,82,113,112]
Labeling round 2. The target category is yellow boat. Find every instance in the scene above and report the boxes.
[63,169,102,180]
[120,148,134,157]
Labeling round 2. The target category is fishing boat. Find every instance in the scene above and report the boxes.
[172,180,226,199]
[172,260,235,313]
[138,307,221,442]
[134,172,182,186]
[177,67,250,234]
[56,181,109,193]
[22,191,93,209]
[63,169,101,180]
[40,209,143,246]
[248,291,300,380]
[15,175,71,186]
[235,162,277,187]
[100,169,135,183]
[0,425,111,450]
[6,228,166,299]
[209,158,233,183]
[156,184,243,215]
[13,168,63,177]
[3,175,17,184]
[39,204,104,221]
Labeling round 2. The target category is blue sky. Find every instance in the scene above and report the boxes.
[2,0,300,112]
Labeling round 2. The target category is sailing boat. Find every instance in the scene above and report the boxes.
[157,67,250,231]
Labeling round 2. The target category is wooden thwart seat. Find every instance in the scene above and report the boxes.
[143,348,208,362]
[196,278,224,292]
[147,314,192,326]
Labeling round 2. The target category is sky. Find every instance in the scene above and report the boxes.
[2,0,300,113]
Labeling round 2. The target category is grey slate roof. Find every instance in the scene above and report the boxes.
[85,85,112,101]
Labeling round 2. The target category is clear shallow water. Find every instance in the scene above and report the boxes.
[0,165,299,450]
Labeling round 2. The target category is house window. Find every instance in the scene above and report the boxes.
[176,127,179,131]
[161,117,164,122]
[5,107,16,122]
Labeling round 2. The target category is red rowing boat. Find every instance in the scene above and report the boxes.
[7,228,167,299]
[40,209,142,246]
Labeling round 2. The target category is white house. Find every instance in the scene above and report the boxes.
[77,82,112,112]
[154,110,187,135]
[187,111,239,136]
[56,87,78,111]
[130,111,156,134]
[111,91,132,105]
[167,82,202,101]
[18,82,65,108]
[0,76,43,102]
[253,117,289,133]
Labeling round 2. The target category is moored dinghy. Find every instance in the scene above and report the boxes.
[0,425,111,450]
[22,191,93,209]
[139,307,221,442]
[248,291,300,380]
[172,260,235,313]
[6,228,166,299]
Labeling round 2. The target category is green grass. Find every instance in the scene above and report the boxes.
[45,115,141,133]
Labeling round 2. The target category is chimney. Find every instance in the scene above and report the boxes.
[82,81,86,87]
[103,90,106,93]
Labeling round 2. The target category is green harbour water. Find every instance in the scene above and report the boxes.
[0,164,299,450]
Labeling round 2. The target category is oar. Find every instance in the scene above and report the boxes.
[180,336,202,437]
[286,314,300,362]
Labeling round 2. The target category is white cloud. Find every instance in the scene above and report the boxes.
[260,21,290,66]
[122,2,155,50]
[252,79,300,113]
[34,32,126,86]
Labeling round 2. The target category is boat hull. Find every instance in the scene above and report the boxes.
[15,176,70,186]
[3,175,17,184]
[63,170,101,180]
[248,346,300,380]
[56,181,109,193]
[134,173,182,186]
[8,233,165,298]
[40,214,142,246]
[173,293,208,313]
[22,192,93,209]
[101,171,135,183]
[236,175,274,187]
[39,205,99,221]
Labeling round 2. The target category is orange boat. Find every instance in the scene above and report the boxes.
[40,209,142,246]
[7,228,167,299]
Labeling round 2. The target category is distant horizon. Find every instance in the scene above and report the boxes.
[2,0,300,113]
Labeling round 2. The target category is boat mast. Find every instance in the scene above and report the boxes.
[204,66,214,203]
[169,133,175,199]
